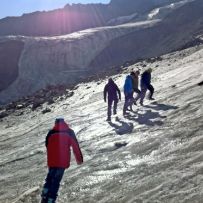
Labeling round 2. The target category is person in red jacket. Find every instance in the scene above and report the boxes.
[41,118,83,203]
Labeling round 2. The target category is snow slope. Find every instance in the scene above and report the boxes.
[0,44,202,203]
[148,0,194,20]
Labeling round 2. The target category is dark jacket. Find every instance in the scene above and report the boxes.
[104,79,121,101]
[141,71,151,87]
[131,74,139,90]
[46,121,83,168]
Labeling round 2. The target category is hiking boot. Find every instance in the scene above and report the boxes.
[149,97,155,100]
[106,117,111,122]
[40,197,47,203]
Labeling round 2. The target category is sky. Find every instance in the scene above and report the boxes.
[0,0,110,19]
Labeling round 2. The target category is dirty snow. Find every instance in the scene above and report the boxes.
[0,45,203,203]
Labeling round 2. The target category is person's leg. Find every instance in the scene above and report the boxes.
[113,99,118,115]
[123,94,128,115]
[128,92,134,111]
[134,89,141,104]
[134,88,141,95]
[140,86,147,105]
[107,99,113,121]
[148,84,154,99]
[47,168,65,203]
[41,168,55,202]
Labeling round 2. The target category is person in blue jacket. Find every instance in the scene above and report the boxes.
[140,68,155,105]
[123,75,134,115]
[104,78,121,121]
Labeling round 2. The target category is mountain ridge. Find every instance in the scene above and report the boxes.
[0,0,184,37]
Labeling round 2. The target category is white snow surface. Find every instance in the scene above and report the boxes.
[107,13,138,26]
[0,45,203,203]
[148,0,195,20]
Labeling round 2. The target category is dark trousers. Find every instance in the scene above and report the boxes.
[140,84,154,103]
[41,167,65,203]
[148,84,154,99]
[123,92,133,113]
[134,88,141,95]
[134,88,141,102]
[107,99,118,119]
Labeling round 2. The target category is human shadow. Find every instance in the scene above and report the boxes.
[144,101,178,111]
[108,117,134,135]
[125,101,178,126]
[126,109,166,127]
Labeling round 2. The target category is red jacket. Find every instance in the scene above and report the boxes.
[46,122,83,168]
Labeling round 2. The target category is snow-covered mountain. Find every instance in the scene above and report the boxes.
[0,42,202,203]
[0,0,203,104]
[0,0,184,37]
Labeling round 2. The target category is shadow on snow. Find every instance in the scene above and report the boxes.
[108,102,178,133]
[108,117,134,135]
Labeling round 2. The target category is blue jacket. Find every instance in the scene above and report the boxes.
[141,71,151,87]
[124,75,133,94]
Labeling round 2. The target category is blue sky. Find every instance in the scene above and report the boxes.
[0,0,110,19]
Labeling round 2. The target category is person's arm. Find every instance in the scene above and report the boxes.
[145,73,151,87]
[69,130,83,165]
[149,73,151,84]
[103,85,107,102]
[142,72,150,86]
[45,130,53,147]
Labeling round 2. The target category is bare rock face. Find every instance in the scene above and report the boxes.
[0,39,24,91]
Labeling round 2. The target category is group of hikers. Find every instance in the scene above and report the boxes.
[104,68,155,121]
[40,68,154,203]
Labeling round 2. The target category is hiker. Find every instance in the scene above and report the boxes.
[130,70,141,105]
[104,78,121,121]
[41,118,83,203]
[123,75,134,115]
[140,68,155,105]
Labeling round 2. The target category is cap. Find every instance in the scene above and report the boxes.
[55,118,64,123]
[130,71,135,76]
[148,68,152,72]
[135,70,140,75]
